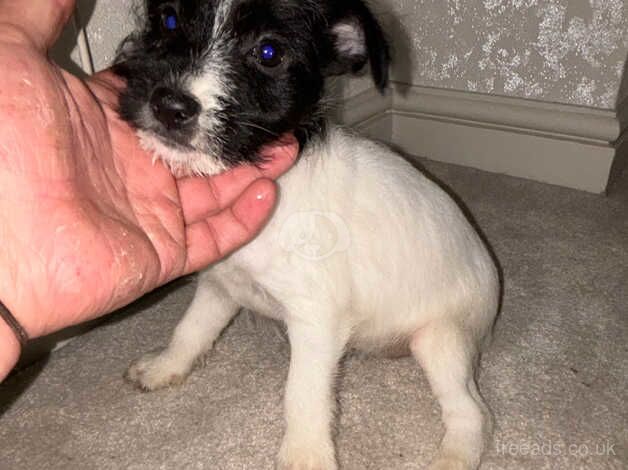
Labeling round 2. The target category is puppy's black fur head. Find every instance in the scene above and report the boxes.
[114,0,390,175]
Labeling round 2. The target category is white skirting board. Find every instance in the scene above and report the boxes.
[338,84,625,194]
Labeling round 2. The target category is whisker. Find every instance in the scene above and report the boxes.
[239,121,280,137]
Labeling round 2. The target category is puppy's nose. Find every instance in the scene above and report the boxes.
[150,87,201,129]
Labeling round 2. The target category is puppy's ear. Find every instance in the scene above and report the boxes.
[325,0,391,93]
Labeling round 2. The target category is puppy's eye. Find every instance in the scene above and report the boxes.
[161,6,179,32]
[257,43,283,67]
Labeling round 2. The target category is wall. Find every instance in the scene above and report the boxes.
[342,0,627,194]
[80,0,137,71]
[383,0,628,110]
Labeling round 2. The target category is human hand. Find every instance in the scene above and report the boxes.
[0,0,298,377]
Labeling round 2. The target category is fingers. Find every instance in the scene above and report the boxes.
[0,0,75,50]
[183,179,277,274]
[178,134,298,224]
[178,165,270,226]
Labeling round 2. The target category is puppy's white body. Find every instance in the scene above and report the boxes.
[128,127,499,470]
[220,128,496,348]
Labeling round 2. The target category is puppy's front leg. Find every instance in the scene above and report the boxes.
[278,315,348,470]
[126,270,238,391]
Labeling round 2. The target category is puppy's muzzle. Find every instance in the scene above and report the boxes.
[150,87,201,130]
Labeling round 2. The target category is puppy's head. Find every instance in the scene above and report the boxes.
[114,0,390,175]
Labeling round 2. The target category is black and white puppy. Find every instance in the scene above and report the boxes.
[116,1,500,469]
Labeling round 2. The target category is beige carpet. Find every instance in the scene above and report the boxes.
[1,156,627,470]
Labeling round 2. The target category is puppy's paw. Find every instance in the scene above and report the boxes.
[277,439,337,470]
[124,350,190,391]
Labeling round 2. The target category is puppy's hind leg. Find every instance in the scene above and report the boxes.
[126,271,239,391]
[410,321,492,470]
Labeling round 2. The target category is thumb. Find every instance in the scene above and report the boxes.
[183,179,278,275]
[0,0,76,50]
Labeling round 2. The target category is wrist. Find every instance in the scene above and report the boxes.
[0,256,41,382]
[0,310,21,382]
[0,212,46,341]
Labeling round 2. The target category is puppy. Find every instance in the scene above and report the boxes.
[115,1,500,469]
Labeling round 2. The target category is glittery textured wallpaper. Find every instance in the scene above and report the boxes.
[70,0,628,110]
[78,0,136,71]
[383,0,628,109]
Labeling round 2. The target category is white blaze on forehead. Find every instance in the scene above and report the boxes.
[212,0,235,37]
[187,64,228,112]
[186,56,231,149]
[332,22,366,57]
[185,0,236,145]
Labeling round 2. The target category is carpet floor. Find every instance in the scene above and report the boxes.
[1,157,627,470]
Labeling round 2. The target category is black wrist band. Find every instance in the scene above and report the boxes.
[0,301,28,349]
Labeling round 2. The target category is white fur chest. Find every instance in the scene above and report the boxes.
[207,128,364,322]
